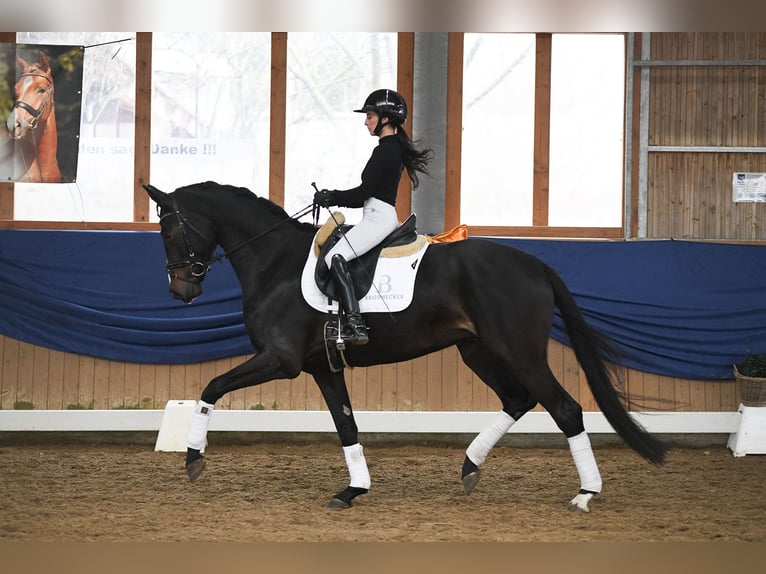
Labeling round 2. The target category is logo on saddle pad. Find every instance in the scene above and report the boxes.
[301,214,429,314]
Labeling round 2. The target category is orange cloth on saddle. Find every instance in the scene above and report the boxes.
[425,224,468,243]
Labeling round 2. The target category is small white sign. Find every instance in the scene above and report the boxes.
[733,172,766,202]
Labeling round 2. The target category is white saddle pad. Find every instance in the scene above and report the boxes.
[300,233,429,314]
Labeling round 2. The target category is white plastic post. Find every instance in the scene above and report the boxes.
[154,400,203,452]
[727,404,766,456]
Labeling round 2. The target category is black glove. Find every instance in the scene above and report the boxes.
[313,189,338,207]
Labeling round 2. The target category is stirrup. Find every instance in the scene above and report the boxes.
[342,327,369,346]
[342,317,369,345]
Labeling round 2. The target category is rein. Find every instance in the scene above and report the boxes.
[161,197,315,279]
[208,203,316,265]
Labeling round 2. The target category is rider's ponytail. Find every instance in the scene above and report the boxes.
[395,126,434,189]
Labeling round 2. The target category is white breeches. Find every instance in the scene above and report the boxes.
[324,197,398,266]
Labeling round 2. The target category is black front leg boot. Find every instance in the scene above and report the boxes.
[330,254,369,345]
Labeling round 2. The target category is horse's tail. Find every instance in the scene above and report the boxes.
[544,264,668,466]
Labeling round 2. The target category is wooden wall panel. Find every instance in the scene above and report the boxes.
[48,349,65,409]
[456,354,473,413]
[0,334,739,415]
[108,362,126,409]
[648,153,766,239]
[650,34,766,149]
[77,356,95,409]
[0,337,9,409]
[93,359,110,409]
[411,355,428,410]
[62,352,80,409]
[16,341,34,409]
[366,364,382,411]
[138,363,156,409]
[646,33,766,240]
[426,352,443,410]
[381,363,398,411]
[397,360,413,411]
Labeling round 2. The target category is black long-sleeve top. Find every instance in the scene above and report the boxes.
[334,134,404,208]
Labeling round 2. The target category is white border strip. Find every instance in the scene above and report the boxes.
[0,410,742,433]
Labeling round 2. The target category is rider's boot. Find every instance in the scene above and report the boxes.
[330,254,369,345]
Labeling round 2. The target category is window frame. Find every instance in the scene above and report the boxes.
[0,32,626,238]
[447,32,625,238]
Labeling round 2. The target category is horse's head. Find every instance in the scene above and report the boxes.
[7,51,55,141]
[144,184,218,304]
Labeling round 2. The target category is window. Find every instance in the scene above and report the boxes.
[461,34,536,226]
[6,33,626,233]
[548,34,625,227]
[284,33,396,223]
[11,33,272,223]
[150,32,271,213]
[460,33,625,231]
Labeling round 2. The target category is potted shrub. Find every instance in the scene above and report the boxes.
[733,353,766,407]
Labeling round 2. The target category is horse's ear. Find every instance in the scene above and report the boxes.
[38,51,50,72]
[16,54,29,72]
[143,184,171,209]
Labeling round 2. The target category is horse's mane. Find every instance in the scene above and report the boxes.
[179,181,316,232]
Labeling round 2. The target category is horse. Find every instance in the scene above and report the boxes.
[3,51,61,183]
[144,181,667,513]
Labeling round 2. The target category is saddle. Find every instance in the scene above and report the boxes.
[314,213,419,301]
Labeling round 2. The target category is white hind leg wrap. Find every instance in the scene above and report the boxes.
[343,443,371,489]
[466,411,515,466]
[567,431,602,493]
[186,400,215,451]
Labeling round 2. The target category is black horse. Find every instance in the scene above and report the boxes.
[145,181,666,513]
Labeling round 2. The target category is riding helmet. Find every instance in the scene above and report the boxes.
[354,89,408,124]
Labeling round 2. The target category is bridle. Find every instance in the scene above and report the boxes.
[13,72,54,131]
[159,196,216,280]
[158,195,315,281]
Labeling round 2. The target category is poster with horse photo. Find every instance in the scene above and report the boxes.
[0,43,83,183]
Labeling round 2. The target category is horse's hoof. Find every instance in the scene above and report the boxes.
[325,497,352,510]
[186,457,206,482]
[324,486,368,509]
[462,469,481,495]
[567,492,594,513]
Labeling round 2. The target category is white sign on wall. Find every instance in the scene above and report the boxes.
[733,172,766,202]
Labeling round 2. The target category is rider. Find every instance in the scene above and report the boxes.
[313,88,433,345]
